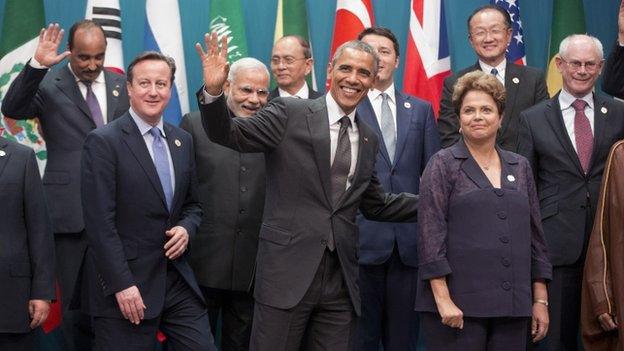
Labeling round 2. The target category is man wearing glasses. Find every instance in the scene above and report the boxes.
[518,34,624,351]
[180,57,270,351]
[437,4,548,151]
[269,36,322,100]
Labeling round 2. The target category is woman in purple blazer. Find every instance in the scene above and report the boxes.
[415,71,552,350]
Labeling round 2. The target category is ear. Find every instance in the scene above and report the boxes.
[305,58,313,76]
[555,56,564,73]
[326,62,333,77]
[223,80,231,94]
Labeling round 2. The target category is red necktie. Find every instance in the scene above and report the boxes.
[572,99,593,173]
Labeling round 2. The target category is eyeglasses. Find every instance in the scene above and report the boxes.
[271,56,307,66]
[237,85,269,98]
[560,58,603,72]
[470,27,509,41]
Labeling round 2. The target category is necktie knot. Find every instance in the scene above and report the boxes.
[339,116,351,130]
[572,99,587,112]
[149,126,163,140]
[490,68,498,76]
[381,92,389,102]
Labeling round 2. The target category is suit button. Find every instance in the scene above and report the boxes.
[499,236,510,244]
[494,189,504,197]
[240,186,247,192]
[239,209,246,214]
[241,166,247,172]
[497,211,507,219]
[391,170,396,175]
[501,258,511,267]
[502,281,512,290]
[321,239,328,245]
[237,228,242,235]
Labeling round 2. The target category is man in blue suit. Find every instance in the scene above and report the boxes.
[81,52,215,350]
[354,27,440,351]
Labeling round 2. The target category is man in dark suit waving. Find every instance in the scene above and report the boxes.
[196,33,418,351]
[1,20,129,349]
[437,4,548,151]
[518,34,624,351]
[81,52,215,350]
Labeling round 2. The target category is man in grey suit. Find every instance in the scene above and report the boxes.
[180,57,270,351]
[1,20,129,350]
[196,33,418,351]
[269,35,322,100]
[437,4,548,151]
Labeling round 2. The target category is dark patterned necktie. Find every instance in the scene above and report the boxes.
[572,99,593,173]
[82,81,104,127]
[328,116,352,251]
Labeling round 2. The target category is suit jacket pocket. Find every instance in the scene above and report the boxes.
[259,224,292,246]
[540,202,559,220]
[538,184,558,201]
[10,262,32,277]
[43,171,70,185]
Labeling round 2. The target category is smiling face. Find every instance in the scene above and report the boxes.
[270,37,312,94]
[360,33,399,91]
[224,67,269,117]
[468,9,512,66]
[327,47,376,114]
[459,89,502,144]
[556,37,603,98]
[127,59,172,125]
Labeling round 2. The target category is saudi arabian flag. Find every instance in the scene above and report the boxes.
[209,0,248,62]
[0,0,47,171]
[273,0,317,90]
[546,0,586,97]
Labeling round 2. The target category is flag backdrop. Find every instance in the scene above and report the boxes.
[273,0,316,90]
[546,0,585,97]
[209,0,249,62]
[144,0,189,125]
[327,0,374,89]
[85,0,124,74]
[0,0,47,171]
[492,0,527,65]
[402,0,451,116]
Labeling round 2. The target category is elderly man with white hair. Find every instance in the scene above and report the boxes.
[518,34,624,351]
[180,57,269,351]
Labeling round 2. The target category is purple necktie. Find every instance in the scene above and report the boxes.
[572,99,593,173]
[82,81,104,127]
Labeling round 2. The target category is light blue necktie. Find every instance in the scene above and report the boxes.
[380,93,396,163]
[149,127,173,210]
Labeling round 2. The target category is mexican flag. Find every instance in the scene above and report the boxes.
[546,0,586,97]
[0,0,47,172]
[272,0,316,90]
[209,0,249,62]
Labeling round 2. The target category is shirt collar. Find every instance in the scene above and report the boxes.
[68,64,105,85]
[559,89,594,111]
[325,93,357,127]
[279,82,310,99]
[368,85,396,103]
[479,59,507,77]
[129,108,166,137]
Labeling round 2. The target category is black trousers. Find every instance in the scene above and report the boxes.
[201,286,254,351]
[93,267,216,351]
[421,312,529,351]
[354,245,420,351]
[0,331,34,351]
[250,249,356,351]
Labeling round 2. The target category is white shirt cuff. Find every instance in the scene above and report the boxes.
[199,86,223,105]
[29,57,49,69]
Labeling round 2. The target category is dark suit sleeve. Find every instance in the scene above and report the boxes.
[198,92,287,153]
[602,42,624,99]
[0,61,47,119]
[24,148,56,300]
[517,111,538,180]
[422,103,441,171]
[534,69,550,102]
[523,158,552,281]
[437,76,460,148]
[81,132,135,295]
[358,171,418,222]
[179,113,193,133]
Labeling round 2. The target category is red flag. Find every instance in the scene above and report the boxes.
[402,0,451,116]
[327,0,375,89]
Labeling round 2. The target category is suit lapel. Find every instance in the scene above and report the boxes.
[394,91,410,165]
[104,71,124,123]
[164,123,184,212]
[357,96,391,166]
[306,99,333,207]
[589,94,609,174]
[120,114,168,210]
[544,96,585,175]
[453,140,492,189]
[501,63,521,135]
[0,138,10,178]
[55,66,94,126]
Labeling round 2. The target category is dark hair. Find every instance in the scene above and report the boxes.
[126,51,176,84]
[452,70,505,116]
[467,4,512,32]
[331,40,379,77]
[278,35,312,59]
[68,20,106,50]
[357,27,400,57]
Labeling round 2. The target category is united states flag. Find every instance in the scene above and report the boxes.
[492,0,526,65]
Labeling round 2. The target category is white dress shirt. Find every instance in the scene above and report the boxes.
[326,94,358,189]
[558,89,595,153]
[367,85,397,139]
[129,108,176,191]
[479,59,506,85]
[278,82,310,99]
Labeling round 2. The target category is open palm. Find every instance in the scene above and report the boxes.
[34,23,70,67]
[195,32,230,96]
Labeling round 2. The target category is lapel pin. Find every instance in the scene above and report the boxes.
[404,102,411,109]
[512,77,520,84]
[601,106,608,114]
[0,150,5,157]
[507,174,515,182]
[363,137,368,143]
[174,139,182,147]
[112,89,119,97]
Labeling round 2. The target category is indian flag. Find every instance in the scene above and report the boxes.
[546,0,586,97]
[0,0,47,172]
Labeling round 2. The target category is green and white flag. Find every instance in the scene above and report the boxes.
[209,0,248,62]
[0,0,47,171]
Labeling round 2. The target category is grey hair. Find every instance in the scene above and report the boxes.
[227,57,270,82]
[331,40,379,76]
[558,34,604,60]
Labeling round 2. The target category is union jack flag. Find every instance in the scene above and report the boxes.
[492,0,526,65]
